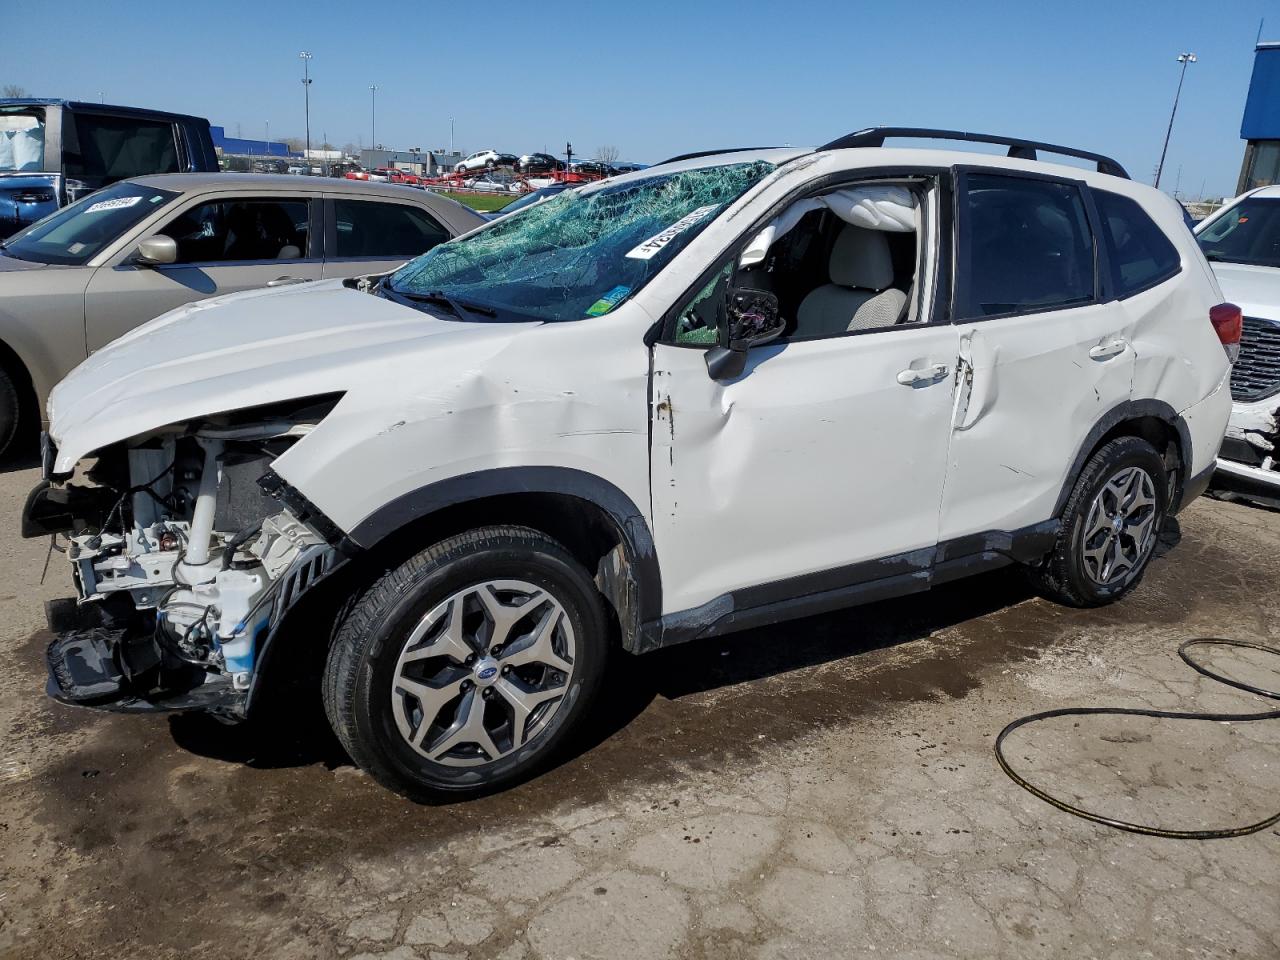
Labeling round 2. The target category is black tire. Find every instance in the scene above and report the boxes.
[0,362,21,462]
[1029,436,1169,607]
[323,525,609,802]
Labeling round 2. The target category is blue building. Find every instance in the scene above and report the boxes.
[1239,42,1280,192]
[210,125,297,158]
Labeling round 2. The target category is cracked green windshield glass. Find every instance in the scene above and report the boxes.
[388,161,775,322]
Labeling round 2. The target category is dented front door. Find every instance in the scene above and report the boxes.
[650,327,959,615]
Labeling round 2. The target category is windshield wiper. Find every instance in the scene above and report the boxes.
[386,284,497,320]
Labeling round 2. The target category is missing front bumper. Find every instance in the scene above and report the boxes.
[43,598,243,717]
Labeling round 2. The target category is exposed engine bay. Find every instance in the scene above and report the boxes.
[25,396,344,718]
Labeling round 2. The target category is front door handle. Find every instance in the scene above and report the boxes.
[266,276,306,287]
[897,363,949,386]
[1088,339,1127,361]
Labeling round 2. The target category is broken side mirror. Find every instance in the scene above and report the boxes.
[705,287,784,381]
[134,234,178,266]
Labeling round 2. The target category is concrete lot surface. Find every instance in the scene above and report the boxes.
[2,457,1279,960]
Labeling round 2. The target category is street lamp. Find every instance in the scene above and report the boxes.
[299,52,313,162]
[1155,52,1197,190]
[370,84,378,154]
[450,117,454,156]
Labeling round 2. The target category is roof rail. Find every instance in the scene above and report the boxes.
[817,127,1130,179]
[657,147,776,165]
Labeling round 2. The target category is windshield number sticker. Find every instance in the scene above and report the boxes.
[625,205,721,260]
[585,285,632,317]
[84,195,143,214]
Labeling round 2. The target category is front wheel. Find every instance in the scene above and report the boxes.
[323,526,609,802]
[1028,436,1168,607]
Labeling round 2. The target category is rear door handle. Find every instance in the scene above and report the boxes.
[267,276,306,287]
[1088,339,1127,361]
[897,363,949,385]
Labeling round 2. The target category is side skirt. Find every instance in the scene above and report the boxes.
[634,519,1059,654]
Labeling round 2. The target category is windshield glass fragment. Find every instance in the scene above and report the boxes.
[388,161,775,322]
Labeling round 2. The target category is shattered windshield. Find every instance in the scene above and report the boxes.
[388,161,775,322]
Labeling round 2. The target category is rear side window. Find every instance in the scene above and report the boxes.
[332,199,449,259]
[1094,190,1180,295]
[958,174,1095,319]
[66,114,179,180]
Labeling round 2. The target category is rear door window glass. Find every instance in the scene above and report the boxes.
[958,174,1095,319]
[1094,190,1180,295]
[66,114,179,181]
[159,198,311,263]
[332,199,449,259]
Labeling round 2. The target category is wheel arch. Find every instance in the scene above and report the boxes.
[1052,399,1192,518]
[346,467,662,653]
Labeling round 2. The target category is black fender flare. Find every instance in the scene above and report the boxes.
[346,466,664,625]
[1051,399,1193,518]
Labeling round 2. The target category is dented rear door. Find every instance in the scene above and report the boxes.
[938,169,1135,543]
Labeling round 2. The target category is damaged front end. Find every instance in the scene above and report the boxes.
[23,396,346,720]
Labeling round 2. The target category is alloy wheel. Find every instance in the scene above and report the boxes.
[389,579,575,766]
[1081,466,1159,585]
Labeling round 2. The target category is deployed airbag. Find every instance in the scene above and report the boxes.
[740,185,915,267]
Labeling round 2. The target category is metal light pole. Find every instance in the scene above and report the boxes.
[299,52,313,162]
[450,117,454,155]
[1155,52,1196,189]
[370,84,378,151]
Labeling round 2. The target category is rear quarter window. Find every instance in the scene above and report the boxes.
[1094,190,1181,296]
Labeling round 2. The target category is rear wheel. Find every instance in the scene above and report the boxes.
[323,526,609,801]
[1029,436,1168,607]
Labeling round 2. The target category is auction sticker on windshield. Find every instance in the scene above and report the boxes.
[85,195,143,214]
[625,205,721,260]
[585,285,631,317]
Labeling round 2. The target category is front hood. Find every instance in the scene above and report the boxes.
[1208,261,1280,320]
[0,251,55,272]
[49,278,534,472]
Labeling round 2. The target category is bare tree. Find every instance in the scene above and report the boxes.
[2,84,27,98]
[596,144,620,165]
[281,137,306,153]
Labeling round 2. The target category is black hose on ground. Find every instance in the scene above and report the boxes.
[995,638,1280,839]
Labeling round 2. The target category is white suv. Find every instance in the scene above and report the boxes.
[25,128,1235,801]
[1194,187,1280,506]
[454,149,505,174]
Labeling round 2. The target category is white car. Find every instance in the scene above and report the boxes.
[26,128,1234,801]
[455,149,507,174]
[1194,187,1280,505]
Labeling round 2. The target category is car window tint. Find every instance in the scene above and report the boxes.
[159,198,310,263]
[66,114,179,180]
[959,174,1095,319]
[333,199,449,259]
[1094,190,1180,295]
[1196,196,1280,268]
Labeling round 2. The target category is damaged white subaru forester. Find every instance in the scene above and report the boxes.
[24,128,1236,801]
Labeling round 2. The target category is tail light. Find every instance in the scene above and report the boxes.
[1210,302,1243,363]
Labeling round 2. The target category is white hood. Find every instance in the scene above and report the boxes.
[1208,261,1280,322]
[48,278,534,473]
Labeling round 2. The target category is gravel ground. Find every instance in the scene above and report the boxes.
[1,456,1279,960]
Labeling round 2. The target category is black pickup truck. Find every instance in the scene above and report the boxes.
[0,99,218,239]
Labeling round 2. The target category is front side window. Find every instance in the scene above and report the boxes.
[1095,190,1180,295]
[1,181,177,265]
[388,161,775,322]
[159,198,310,263]
[333,199,448,258]
[1197,196,1280,268]
[65,113,180,181]
[958,174,1095,319]
[0,106,46,172]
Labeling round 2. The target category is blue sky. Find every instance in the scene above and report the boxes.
[6,0,1275,197]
